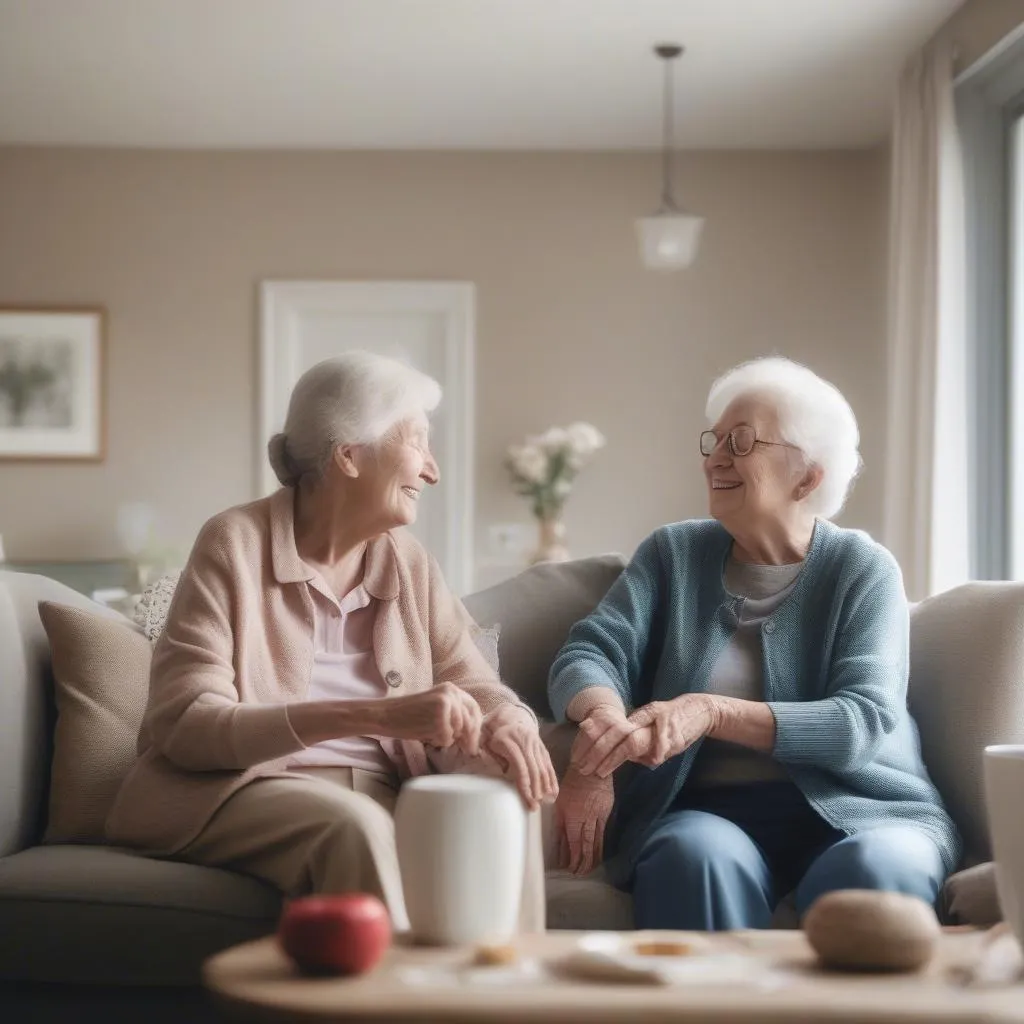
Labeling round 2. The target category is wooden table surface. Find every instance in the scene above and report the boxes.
[203,928,1024,1024]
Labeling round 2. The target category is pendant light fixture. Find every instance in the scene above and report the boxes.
[636,43,704,270]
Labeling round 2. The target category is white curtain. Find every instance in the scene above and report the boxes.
[884,39,970,601]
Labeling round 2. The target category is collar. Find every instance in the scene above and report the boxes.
[269,486,400,600]
[269,488,313,585]
[362,532,400,601]
[710,515,832,604]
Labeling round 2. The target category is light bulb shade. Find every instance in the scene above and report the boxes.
[636,212,704,270]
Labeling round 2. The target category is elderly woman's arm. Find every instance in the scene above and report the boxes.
[697,696,775,751]
[144,517,312,770]
[586,543,908,779]
[548,533,664,721]
[147,521,491,772]
[547,536,664,873]
[766,550,908,774]
[675,546,907,774]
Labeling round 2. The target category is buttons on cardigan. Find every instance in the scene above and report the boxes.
[385,670,403,688]
[764,621,776,634]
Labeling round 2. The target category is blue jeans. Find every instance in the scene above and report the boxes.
[630,781,945,930]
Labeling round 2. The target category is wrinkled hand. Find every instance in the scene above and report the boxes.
[593,694,718,778]
[571,704,648,777]
[378,683,483,755]
[481,705,559,811]
[554,768,615,876]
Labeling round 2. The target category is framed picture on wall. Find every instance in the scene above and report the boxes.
[0,307,105,461]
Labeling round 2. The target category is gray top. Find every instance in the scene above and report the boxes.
[687,554,803,788]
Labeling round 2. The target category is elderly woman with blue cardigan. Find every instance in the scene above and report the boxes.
[548,357,960,931]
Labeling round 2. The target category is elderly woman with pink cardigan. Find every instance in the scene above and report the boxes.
[106,351,557,931]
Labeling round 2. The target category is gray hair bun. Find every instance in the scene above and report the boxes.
[267,433,300,487]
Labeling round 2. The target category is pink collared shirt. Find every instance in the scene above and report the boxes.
[287,578,397,775]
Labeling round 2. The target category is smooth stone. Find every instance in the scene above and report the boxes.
[803,889,941,972]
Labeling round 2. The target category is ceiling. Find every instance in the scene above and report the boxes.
[0,0,963,150]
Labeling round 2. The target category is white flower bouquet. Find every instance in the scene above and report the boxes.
[505,422,606,522]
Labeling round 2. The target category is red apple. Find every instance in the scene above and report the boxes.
[278,894,392,976]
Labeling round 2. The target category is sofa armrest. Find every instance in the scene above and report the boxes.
[0,572,131,858]
[909,581,1024,864]
[0,575,62,857]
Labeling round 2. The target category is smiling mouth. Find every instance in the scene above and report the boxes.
[712,481,742,490]
[401,486,420,501]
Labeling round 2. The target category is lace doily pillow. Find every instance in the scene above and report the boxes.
[470,623,501,677]
[132,571,181,642]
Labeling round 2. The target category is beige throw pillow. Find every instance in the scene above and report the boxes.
[39,601,152,844]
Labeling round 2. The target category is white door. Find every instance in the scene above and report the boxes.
[260,281,475,594]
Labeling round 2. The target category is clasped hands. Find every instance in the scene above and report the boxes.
[572,693,719,779]
[384,683,558,811]
[553,694,718,876]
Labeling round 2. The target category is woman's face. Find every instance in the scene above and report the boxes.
[703,396,806,531]
[353,414,440,530]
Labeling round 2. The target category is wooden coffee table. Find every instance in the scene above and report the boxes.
[203,928,1024,1023]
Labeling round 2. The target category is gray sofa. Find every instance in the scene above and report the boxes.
[2,559,1023,1020]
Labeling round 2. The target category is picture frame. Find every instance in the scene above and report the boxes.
[0,307,106,461]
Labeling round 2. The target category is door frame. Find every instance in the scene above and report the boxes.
[258,280,475,594]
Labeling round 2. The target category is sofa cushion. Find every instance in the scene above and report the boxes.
[0,845,280,985]
[541,867,992,932]
[942,861,1003,926]
[908,581,1024,863]
[463,555,626,716]
[38,602,152,844]
[545,867,634,930]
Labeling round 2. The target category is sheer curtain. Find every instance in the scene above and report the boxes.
[884,39,970,601]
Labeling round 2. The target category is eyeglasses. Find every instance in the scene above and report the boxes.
[699,425,798,458]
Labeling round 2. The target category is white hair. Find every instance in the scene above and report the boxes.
[267,351,442,488]
[705,357,862,519]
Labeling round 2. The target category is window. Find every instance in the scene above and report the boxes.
[957,30,1024,579]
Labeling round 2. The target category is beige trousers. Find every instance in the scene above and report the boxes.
[181,767,545,935]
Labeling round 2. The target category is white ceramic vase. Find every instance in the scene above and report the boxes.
[531,515,570,564]
[983,745,1024,947]
[394,775,525,946]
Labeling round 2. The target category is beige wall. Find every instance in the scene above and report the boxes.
[0,147,888,588]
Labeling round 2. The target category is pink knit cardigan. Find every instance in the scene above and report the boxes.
[106,487,527,855]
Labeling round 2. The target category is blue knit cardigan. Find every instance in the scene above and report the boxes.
[548,518,962,886]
